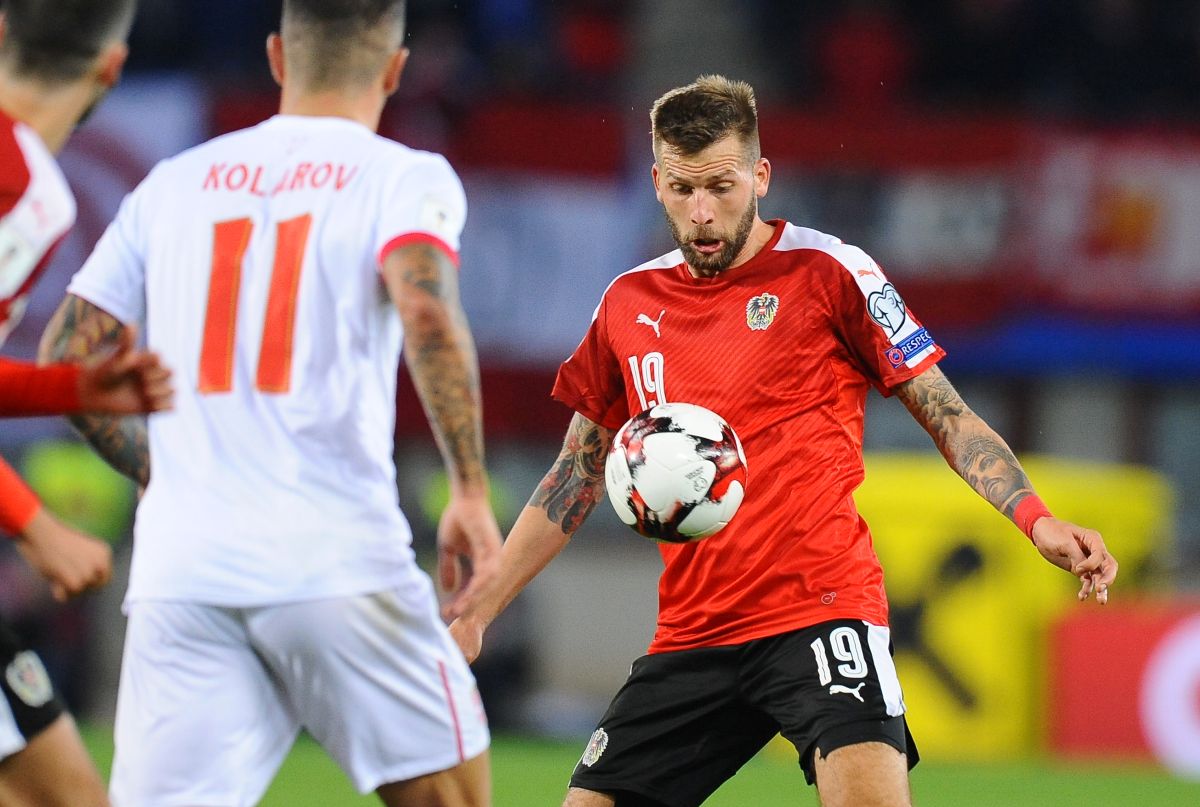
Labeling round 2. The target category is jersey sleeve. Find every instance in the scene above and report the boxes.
[66,174,152,325]
[0,358,80,415]
[827,249,945,394]
[0,456,40,536]
[552,298,629,430]
[375,153,467,268]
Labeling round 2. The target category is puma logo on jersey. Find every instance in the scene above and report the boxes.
[857,266,882,279]
[829,682,866,702]
[636,310,665,338]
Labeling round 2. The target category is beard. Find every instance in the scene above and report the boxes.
[666,195,758,276]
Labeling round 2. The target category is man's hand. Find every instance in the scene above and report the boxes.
[436,491,503,622]
[1031,517,1118,604]
[77,325,173,415]
[14,507,113,602]
[448,615,486,663]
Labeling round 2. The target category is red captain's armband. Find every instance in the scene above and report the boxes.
[1014,494,1053,543]
[0,459,40,537]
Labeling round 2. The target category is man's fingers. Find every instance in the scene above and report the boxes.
[447,571,491,621]
[438,545,460,593]
[120,324,138,352]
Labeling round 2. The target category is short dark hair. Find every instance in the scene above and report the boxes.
[281,0,406,91]
[650,74,760,163]
[0,0,136,83]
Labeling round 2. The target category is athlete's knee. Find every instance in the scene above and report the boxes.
[561,786,617,807]
[377,751,491,807]
[0,715,109,807]
[813,741,911,807]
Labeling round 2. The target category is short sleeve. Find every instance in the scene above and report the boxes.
[552,298,629,430]
[375,153,467,268]
[66,175,150,325]
[828,250,945,394]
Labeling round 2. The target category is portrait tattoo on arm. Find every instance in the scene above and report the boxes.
[530,413,613,534]
[895,365,1035,519]
[40,295,150,487]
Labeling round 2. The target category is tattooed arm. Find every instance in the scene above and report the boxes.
[38,294,153,487]
[895,364,1118,603]
[449,412,614,661]
[381,242,502,618]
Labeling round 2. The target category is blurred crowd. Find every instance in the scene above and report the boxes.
[126,0,1200,124]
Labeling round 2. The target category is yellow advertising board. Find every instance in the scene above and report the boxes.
[857,453,1165,760]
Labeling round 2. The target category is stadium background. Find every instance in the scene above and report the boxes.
[2,0,1200,803]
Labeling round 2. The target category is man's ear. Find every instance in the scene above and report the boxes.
[651,162,664,202]
[382,47,409,97]
[755,157,771,199]
[96,41,128,89]
[266,32,285,87]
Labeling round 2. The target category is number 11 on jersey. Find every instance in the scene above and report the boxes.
[199,214,311,394]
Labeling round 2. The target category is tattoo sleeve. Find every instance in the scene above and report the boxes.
[39,295,150,486]
[895,365,1035,520]
[383,243,487,491]
[529,413,612,534]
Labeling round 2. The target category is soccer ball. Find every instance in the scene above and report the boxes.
[605,402,747,543]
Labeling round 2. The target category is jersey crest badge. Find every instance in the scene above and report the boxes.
[5,650,52,707]
[746,293,779,331]
[580,727,609,767]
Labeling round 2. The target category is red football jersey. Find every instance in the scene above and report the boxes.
[554,220,946,653]
[0,109,79,535]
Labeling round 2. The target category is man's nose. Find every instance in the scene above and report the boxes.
[690,193,715,226]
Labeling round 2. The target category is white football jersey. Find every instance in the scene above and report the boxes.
[69,115,468,606]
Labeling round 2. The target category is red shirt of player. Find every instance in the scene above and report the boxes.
[554,220,946,653]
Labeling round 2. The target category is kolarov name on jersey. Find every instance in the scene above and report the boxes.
[202,161,359,196]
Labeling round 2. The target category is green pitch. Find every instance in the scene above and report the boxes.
[80,726,1199,805]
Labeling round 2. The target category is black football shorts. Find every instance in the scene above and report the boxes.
[568,619,919,807]
[0,617,65,760]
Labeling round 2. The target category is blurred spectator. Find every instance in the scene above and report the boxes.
[911,0,1040,111]
[104,0,1200,126]
[814,0,917,113]
[1036,0,1162,123]
[551,0,631,99]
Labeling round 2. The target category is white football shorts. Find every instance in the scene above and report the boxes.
[109,578,489,807]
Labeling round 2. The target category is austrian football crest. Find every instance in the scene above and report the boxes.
[5,650,52,707]
[746,292,779,331]
[579,728,609,767]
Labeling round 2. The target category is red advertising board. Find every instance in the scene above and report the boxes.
[1049,600,1200,777]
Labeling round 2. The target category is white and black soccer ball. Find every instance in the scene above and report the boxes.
[605,402,747,543]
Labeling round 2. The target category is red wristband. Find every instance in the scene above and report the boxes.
[0,359,81,416]
[0,458,40,536]
[1013,494,1053,542]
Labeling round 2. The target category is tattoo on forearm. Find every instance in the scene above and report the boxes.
[954,436,1035,518]
[40,296,150,486]
[897,366,1035,519]
[397,245,486,489]
[530,415,610,534]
